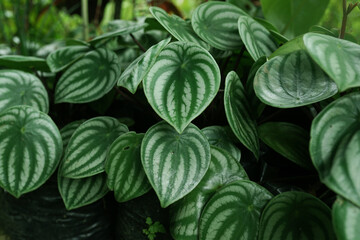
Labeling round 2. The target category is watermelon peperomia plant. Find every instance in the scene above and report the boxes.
[0,0,360,239]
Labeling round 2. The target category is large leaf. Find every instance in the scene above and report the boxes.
[0,70,49,113]
[170,146,248,240]
[303,33,360,92]
[117,37,171,94]
[0,105,62,198]
[254,50,338,108]
[238,15,278,61]
[192,1,247,50]
[199,180,273,240]
[141,121,211,208]
[149,7,209,49]
[143,41,220,133]
[310,93,360,207]
[105,132,151,202]
[55,48,121,103]
[224,71,259,159]
[60,117,128,178]
[260,0,329,38]
[0,55,50,72]
[258,191,335,240]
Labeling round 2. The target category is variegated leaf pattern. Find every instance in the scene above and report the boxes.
[60,117,128,178]
[0,70,49,113]
[170,146,248,240]
[192,1,248,50]
[143,41,221,133]
[105,132,151,202]
[258,191,335,240]
[141,121,211,208]
[303,33,360,92]
[254,50,338,108]
[310,93,360,207]
[46,45,89,72]
[55,48,121,103]
[238,15,278,61]
[199,180,273,240]
[59,120,85,150]
[224,71,259,159]
[0,105,62,198]
[149,7,209,49]
[117,37,171,94]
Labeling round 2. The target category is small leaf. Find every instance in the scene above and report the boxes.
[269,34,306,59]
[0,55,50,72]
[46,45,89,72]
[141,121,211,208]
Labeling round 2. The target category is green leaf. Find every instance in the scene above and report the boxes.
[269,34,306,59]
[60,117,128,178]
[260,0,330,39]
[258,122,313,169]
[105,132,151,202]
[46,45,89,73]
[192,2,247,50]
[309,25,336,37]
[141,121,211,208]
[258,191,335,240]
[143,41,220,133]
[0,70,49,113]
[254,50,338,108]
[55,48,121,103]
[0,55,50,72]
[149,7,209,50]
[224,71,259,159]
[332,196,360,240]
[199,180,273,240]
[59,120,85,150]
[0,105,62,198]
[238,15,278,61]
[303,33,360,92]
[170,146,248,240]
[117,37,171,94]
[310,93,360,207]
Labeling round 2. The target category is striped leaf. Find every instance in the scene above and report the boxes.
[170,146,248,240]
[117,37,171,94]
[199,180,273,240]
[332,196,360,240]
[310,93,360,207]
[238,15,278,61]
[0,55,50,72]
[105,132,151,202]
[149,7,209,50]
[143,41,221,133]
[254,50,338,108]
[258,191,335,240]
[192,1,247,50]
[60,120,85,150]
[46,45,89,73]
[303,33,360,92]
[224,71,259,159]
[0,105,62,198]
[55,48,121,103]
[60,117,128,178]
[0,70,49,113]
[202,126,241,161]
[141,121,211,208]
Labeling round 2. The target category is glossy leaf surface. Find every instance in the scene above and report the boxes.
[0,55,50,72]
[46,46,89,72]
[59,120,85,150]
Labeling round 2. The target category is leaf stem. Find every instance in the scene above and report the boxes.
[339,0,348,39]
[130,33,146,52]
[81,0,89,41]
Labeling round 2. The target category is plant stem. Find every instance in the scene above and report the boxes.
[130,33,146,52]
[81,0,89,41]
[339,0,348,39]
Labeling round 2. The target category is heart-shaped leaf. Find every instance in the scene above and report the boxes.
[143,41,220,133]
[149,7,209,49]
[141,121,211,208]
[303,33,360,92]
[192,1,247,50]
[105,132,151,202]
[224,71,259,159]
[0,105,62,198]
[0,55,50,72]
[238,15,278,61]
[199,180,273,240]
[55,48,121,103]
[254,50,338,108]
[170,146,248,240]
[258,191,335,240]
[46,45,89,72]
[0,70,49,113]
[310,93,360,207]
[60,117,128,178]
